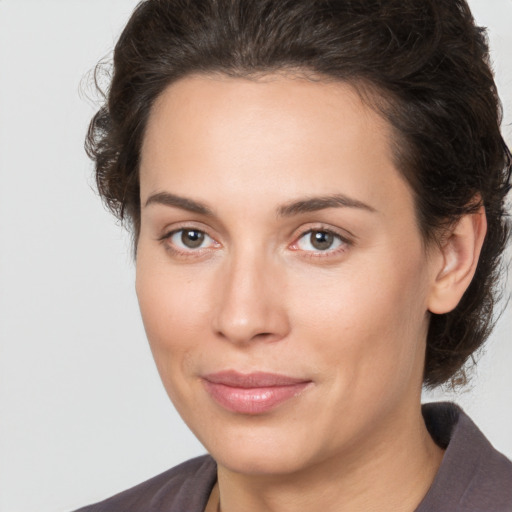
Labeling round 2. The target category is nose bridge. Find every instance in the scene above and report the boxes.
[212,246,288,345]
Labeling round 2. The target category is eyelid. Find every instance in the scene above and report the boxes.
[289,225,354,254]
[158,224,221,256]
[157,220,214,241]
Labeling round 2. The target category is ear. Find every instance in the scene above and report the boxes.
[427,205,487,315]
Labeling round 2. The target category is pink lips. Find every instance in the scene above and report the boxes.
[202,370,311,414]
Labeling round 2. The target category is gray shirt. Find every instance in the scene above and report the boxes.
[75,402,512,511]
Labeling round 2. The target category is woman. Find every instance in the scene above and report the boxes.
[76,0,512,510]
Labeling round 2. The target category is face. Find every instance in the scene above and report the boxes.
[136,74,437,476]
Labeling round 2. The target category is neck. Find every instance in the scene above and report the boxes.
[215,404,444,512]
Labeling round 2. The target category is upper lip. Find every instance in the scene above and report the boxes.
[203,370,310,388]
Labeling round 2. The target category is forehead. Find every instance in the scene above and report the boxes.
[144,73,385,152]
[140,73,413,219]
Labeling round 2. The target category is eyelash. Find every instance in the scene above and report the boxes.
[290,227,352,258]
[158,226,219,257]
[158,225,353,258]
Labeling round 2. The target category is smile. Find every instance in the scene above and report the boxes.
[202,371,312,415]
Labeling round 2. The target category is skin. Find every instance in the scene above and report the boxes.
[136,74,486,512]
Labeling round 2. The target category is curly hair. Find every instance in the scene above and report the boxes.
[86,0,511,387]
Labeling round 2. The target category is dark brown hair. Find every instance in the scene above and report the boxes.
[86,0,511,387]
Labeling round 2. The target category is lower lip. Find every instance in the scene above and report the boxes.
[202,381,311,415]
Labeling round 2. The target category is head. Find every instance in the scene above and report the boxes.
[87,0,510,388]
[86,0,510,473]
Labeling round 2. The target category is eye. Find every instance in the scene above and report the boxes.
[294,229,346,253]
[166,228,216,251]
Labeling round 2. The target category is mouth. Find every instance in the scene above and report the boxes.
[201,370,312,415]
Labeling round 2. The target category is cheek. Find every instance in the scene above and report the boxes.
[135,251,212,383]
[288,250,429,393]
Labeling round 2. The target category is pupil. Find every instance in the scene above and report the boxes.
[182,230,204,248]
[311,231,333,250]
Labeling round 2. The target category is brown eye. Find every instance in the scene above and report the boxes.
[295,229,345,253]
[164,228,214,251]
[310,231,334,250]
[180,229,205,248]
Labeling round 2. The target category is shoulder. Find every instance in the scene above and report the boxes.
[73,454,217,512]
[418,402,512,512]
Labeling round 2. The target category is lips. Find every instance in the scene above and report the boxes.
[202,370,312,414]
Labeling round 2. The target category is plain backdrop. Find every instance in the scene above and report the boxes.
[0,1,511,511]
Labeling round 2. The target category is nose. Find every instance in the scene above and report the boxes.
[212,252,290,345]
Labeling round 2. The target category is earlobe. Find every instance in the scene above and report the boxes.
[427,206,487,315]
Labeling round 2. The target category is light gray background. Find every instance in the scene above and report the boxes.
[0,1,510,511]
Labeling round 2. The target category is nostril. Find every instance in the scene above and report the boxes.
[214,328,283,345]
[252,332,282,343]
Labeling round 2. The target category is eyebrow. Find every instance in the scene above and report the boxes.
[144,191,376,217]
[144,192,213,215]
[277,194,377,217]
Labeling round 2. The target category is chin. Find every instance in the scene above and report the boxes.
[196,416,321,476]
[214,443,312,476]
